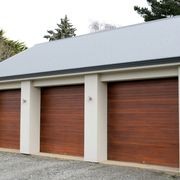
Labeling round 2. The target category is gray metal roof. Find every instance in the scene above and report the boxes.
[0,16,180,80]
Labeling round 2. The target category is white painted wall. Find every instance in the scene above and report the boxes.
[20,81,40,154]
[84,74,107,162]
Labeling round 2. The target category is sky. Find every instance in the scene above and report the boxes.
[0,0,148,47]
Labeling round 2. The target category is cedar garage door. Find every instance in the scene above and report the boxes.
[0,90,20,149]
[40,85,84,156]
[108,78,179,167]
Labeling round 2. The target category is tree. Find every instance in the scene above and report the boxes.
[89,21,118,33]
[44,15,77,41]
[134,0,180,22]
[0,30,27,61]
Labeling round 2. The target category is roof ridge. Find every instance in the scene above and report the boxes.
[36,16,180,47]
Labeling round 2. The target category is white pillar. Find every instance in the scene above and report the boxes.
[20,81,40,154]
[84,74,107,162]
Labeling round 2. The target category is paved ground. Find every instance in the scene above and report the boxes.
[0,152,179,180]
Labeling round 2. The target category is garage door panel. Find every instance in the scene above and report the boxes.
[108,117,177,126]
[109,143,178,167]
[41,136,83,146]
[109,136,178,147]
[41,144,83,156]
[109,126,178,140]
[41,130,83,139]
[40,85,84,156]
[108,78,179,167]
[0,90,20,149]
[109,103,177,112]
[0,140,19,149]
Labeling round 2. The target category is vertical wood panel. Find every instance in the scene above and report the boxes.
[0,90,20,149]
[40,85,84,156]
[108,78,179,167]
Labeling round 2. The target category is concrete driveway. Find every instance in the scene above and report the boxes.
[0,152,179,180]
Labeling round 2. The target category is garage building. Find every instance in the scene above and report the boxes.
[0,17,179,172]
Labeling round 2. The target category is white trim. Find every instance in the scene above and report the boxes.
[33,75,84,87]
[101,66,178,82]
[0,63,179,84]
[0,82,20,90]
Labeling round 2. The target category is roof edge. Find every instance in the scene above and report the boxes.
[0,56,180,82]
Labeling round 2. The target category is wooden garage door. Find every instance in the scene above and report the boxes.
[108,78,179,167]
[0,90,20,149]
[40,85,84,156]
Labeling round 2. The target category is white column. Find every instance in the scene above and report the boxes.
[84,74,107,162]
[20,81,40,154]
[178,67,180,169]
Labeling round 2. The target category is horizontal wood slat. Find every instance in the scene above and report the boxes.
[40,85,84,156]
[108,78,179,167]
[0,90,20,149]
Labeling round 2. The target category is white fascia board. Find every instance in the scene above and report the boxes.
[0,82,21,90]
[101,66,178,82]
[33,75,84,87]
[0,62,179,84]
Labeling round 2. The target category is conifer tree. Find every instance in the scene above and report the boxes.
[0,30,27,61]
[44,15,77,41]
[134,0,180,21]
